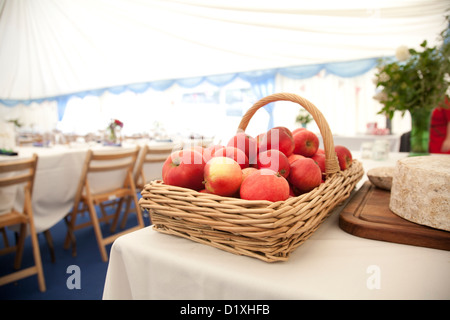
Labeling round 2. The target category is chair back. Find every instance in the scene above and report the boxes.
[0,154,38,215]
[134,144,173,189]
[78,147,140,197]
[0,154,45,292]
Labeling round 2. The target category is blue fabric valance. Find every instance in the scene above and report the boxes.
[0,57,379,121]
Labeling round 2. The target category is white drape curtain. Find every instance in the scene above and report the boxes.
[0,100,58,132]
[3,69,410,140]
[0,0,446,140]
[273,70,387,135]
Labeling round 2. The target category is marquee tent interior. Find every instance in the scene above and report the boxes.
[1,0,450,301]
[0,0,449,144]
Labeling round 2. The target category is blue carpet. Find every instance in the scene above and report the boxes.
[0,202,151,300]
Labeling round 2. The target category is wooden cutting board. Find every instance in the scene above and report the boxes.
[339,181,450,251]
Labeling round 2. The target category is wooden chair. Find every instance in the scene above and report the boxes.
[120,144,173,228]
[134,144,174,190]
[64,146,144,262]
[0,154,46,292]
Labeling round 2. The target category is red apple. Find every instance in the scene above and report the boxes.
[288,157,322,194]
[289,184,302,197]
[259,126,295,157]
[204,156,243,197]
[292,127,306,135]
[292,129,319,157]
[289,186,297,197]
[241,167,258,183]
[240,169,290,202]
[316,148,325,154]
[255,133,265,153]
[203,144,224,163]
[287,153,305,165]
[162,150,205,191]
[227,132,258,165]
[213,146,249,169]
[257,149,290,178]
[335,145,353,170]
[311,152,326,176]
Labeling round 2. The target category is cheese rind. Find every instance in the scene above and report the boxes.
[389,156,450,232]
[367,166,394,190]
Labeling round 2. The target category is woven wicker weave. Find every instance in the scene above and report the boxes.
[139,93,364,262]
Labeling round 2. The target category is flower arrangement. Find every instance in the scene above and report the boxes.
[295,108,313,127]
[109,119,124,131]
[373,38,449,118]
[106,119,124,145]
[373,18,450,154]
[373,15,450,117]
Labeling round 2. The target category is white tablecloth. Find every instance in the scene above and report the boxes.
[1,145,93,233]
[102,152,450,300]
[0,141,174,233]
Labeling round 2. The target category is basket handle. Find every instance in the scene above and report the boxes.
[237,92,340,175]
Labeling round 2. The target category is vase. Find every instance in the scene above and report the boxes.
[103,127,122,146]
[409,108,431,156]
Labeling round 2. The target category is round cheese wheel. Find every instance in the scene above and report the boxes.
[389,155,450,231]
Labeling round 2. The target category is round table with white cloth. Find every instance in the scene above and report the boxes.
[0,140,175,233]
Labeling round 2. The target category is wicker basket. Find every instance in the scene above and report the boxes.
[139,93,364,262]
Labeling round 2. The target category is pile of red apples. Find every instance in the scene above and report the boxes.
[162,127,353,202]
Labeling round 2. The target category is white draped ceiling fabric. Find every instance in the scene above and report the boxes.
[0,0,448,135]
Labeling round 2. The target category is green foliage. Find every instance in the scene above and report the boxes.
[295,108,312,125]
[7,119,22,127]
[373,17,450,119]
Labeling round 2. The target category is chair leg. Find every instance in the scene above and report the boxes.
[133,191,145,229]
[43,230,55,263]
[63,200,85,254]
[119,196,133,230]
[86,199,108,262]
[13,223,27,270]
[22,190,47,292]
[99,203,110,225]
[110,198,125,233]
[64,215,77,257]
[1,227,10,248]
[29,224,46,292]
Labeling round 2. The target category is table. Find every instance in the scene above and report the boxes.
[102,152,450,300]
[318,134,401,153]
[0,140,174,233]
